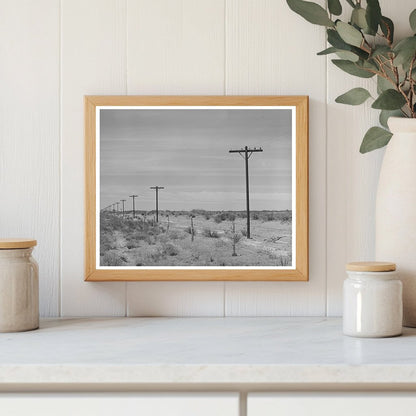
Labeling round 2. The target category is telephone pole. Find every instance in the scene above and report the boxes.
[121,199,126,217]
[229,146,263,239]
[129,195,138,218]
[150,186,164,222]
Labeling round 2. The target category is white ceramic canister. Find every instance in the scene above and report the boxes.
[0,239,39,332]
[343,262,402,338]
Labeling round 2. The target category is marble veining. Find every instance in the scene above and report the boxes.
[0,317,416,385]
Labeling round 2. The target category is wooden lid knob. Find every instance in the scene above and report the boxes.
[0,239,37,249]
[346,261,396,272]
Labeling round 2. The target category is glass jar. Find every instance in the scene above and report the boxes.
[343,262,402,338]
[0,239,39,332]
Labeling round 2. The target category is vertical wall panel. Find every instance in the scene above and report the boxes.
[125,0,226,316]
[224,0,327,315]
[61,0,127,316]
[326,0,416,316]
[0,1,60,316]
[127,0,225,95]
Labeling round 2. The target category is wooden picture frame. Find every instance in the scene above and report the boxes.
[85,96,308,281]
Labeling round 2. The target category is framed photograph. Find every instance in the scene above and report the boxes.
[85,96,308,281]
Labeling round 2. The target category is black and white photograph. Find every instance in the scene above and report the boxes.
[98,106,295,268]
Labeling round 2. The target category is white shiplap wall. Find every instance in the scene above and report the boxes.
[0,0,60,316]
[1,0,413,317]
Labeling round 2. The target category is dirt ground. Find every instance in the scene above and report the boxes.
[100,210,292,267]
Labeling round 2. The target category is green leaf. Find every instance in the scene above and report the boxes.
[394,36,416,70]
[327,29,369,59]
[351,7,369,32]
[366,0,382,35]
[380,16,394,44]
[317,47,358,61]
[332,59,375,78]
[362,59,379,71]
[377,75,392,94]
[379,110,402,129]
[335,50,359,62]
[328,0,342,16]
[371,46,392,58]
[336,21,363,47]
[317,47,338,55]
[335,87,371,105]
[410,9,416,32]
[327,29,348,48]
[287,0,334,27]
[372,89,406,110]
[360,127,392,153]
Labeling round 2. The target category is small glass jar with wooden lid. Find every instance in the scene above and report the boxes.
[343,261,403,338]
[0,239,39,332]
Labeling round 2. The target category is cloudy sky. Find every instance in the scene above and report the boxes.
[100,108,292,211]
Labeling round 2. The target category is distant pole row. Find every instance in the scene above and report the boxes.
[102,145,263,237]
[103,186,165,222]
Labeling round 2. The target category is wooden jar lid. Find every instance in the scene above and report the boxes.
[0,239,37,249]
[346,261,396,272]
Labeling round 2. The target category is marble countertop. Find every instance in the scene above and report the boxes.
[1,317,416,388]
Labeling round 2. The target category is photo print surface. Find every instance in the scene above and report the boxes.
[98,107,294,269]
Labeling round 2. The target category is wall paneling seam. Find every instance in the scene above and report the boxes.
[59,0,63,317]
[324,7,329,318]
[223,0,227,317]
[224,0,227,98]
[125,0,128,317]
[324,56,328,318]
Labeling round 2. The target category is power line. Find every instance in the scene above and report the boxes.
[229,146,263,239]
[150,186,164,222]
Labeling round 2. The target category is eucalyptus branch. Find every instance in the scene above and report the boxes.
[409,56,416,117]
[377,24,393,48]
[397,83,412,117]
[359,65,383,78]
[391,59,400,86]
[376,58,400,89]
[362,37,373,53]
[287,0,416,152]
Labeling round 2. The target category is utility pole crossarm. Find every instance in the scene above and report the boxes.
[229,147,263,153]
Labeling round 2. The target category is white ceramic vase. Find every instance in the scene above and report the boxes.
[376,117,416,327]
